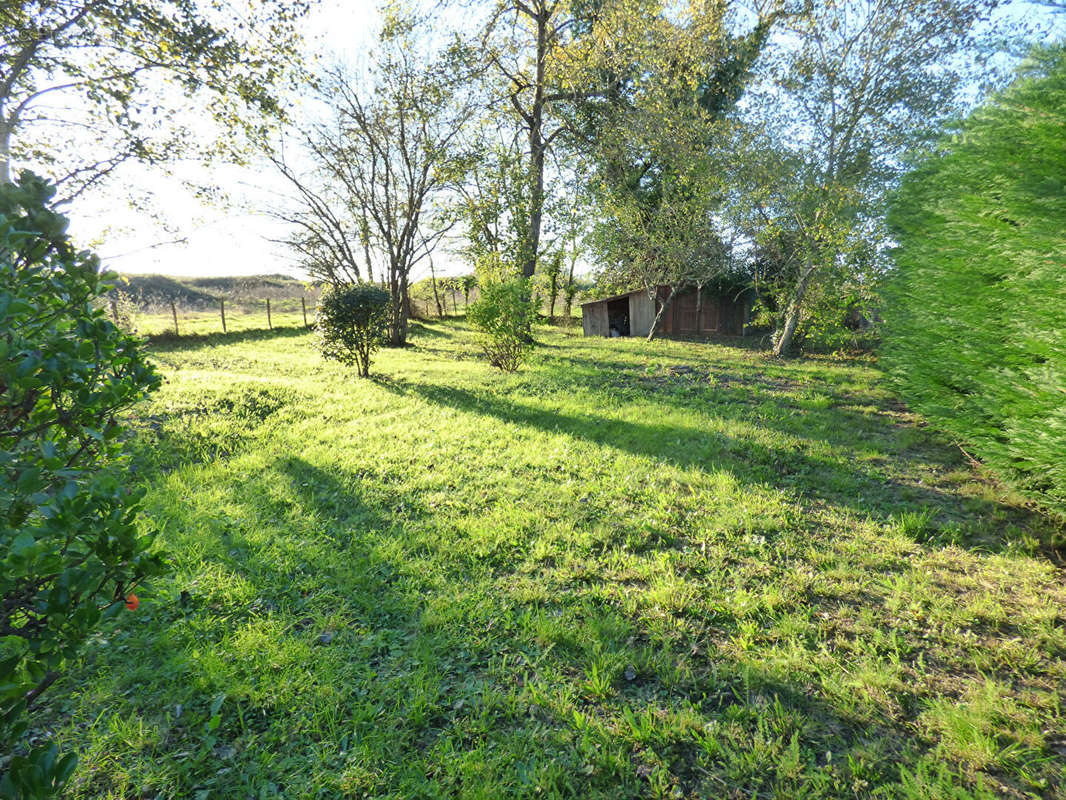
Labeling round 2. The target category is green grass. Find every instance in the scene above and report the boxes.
[136,308,311,337]
[39,320,1066,799]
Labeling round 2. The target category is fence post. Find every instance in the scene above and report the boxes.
[109,298,119,324]
[220,298,226,333]
[301,296,308,327]
[266,298,272,330]
[171,301,179,336]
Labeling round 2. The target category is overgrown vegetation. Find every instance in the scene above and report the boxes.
[886,44,1066,520]
[0,174,163,797]
[467,279,538,371]
[24,320,1066,798]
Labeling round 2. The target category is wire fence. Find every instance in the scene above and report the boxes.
[111,296,314,338]
[109,290,581,340]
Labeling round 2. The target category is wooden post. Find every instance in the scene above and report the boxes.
[220,298,226,333]
[109,298,119,324]
[171,301,179,335]
[301,296,308,327]
[266,298,272,330]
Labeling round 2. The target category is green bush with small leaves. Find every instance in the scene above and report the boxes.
[0,173,164,798]
[467,279,537,372]
[315,283,390,377]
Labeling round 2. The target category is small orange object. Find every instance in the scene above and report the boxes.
[125,593,139,611]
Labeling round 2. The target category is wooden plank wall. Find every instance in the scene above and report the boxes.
[583,288,749,338]
[659,288,747,336]
[630,293,655,337]
[582,303,609,336]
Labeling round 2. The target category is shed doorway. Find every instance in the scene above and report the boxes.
[607,297,630,337]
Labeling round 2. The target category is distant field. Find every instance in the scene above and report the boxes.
[108,273,319,312]
[40,321,1065,799]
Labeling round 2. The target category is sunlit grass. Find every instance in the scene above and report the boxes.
[39,320,1066,799]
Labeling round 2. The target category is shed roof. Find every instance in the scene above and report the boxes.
[580,289,645,307]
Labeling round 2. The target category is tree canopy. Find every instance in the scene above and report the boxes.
[0,0,308,198]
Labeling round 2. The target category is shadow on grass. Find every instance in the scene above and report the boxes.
[52,414,1050,800]
[379,374,1062,555]
[407,319,458,338]
[379,380,938,510]
[158,462,954,795]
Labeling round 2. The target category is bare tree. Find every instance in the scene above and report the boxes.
[271,11,475,346]
[268,142,368,285]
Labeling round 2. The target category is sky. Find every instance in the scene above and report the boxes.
[64,0,1065,282]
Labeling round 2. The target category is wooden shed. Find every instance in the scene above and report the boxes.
[581,286,751,338]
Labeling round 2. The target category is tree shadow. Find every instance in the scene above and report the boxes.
[407,320,458,339]
[51,454,439,796]
[377,374,1061,555]
[540,350,1063,545]
[47,456,1058,798]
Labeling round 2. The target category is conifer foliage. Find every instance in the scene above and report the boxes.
[885,45,1066,518]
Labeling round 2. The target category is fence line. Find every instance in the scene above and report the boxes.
[113,295,317,338]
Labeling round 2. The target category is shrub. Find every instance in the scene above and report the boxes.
[316,282,390,377]
[884,45,1066,519]
[467,279,537,372]
[0,173,164,797]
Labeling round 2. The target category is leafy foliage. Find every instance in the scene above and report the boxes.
[467,280,537,371]
[0,173,163,797]
[0,0,308,197]
[885,44,1066,519]
[315,283,390,378]
[735,0,997,356]
[584,1,775,339]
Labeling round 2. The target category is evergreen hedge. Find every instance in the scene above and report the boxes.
[884,45,1066,519]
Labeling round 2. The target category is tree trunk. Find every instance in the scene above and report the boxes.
[695,282,704,336]
[647,285,678,341]
[0,120,11,185]
[521,10,548,279]
[387,263,409,347]
[429,259,444,317]
[773,255,817,357]
[548,270,558,323]
[563,251,577,323]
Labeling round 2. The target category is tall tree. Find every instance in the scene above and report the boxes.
[477,0,662,279]
[586,0,780,339]
[740,0,999,356]
[0,0,308,197]
[480,0,572,278]
[273,9,475,346]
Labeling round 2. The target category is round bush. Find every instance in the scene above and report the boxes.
[316,282,390,377]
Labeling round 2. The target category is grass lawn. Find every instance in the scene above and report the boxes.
[40,320,1065,799]
[134,308,311,338]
